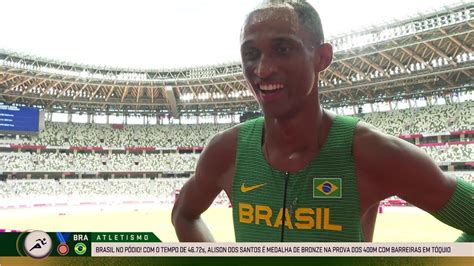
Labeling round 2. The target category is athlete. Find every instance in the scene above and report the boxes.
[172,0,473,242]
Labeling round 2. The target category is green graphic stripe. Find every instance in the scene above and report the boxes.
[92,232,161,242]
[0,233,23,256]
[0,232,160,257]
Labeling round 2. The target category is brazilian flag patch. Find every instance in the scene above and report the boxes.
[313,178,342,198]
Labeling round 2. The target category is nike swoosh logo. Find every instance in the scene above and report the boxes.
[241,183,266,193]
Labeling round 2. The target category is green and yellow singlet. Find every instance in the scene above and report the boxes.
[232,116,365,242]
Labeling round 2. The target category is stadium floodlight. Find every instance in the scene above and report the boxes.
[437,58,443,66]
[198,93,210,100]
[416,62,422,70]
[459,52,471,62]
[180,93,193,102]
[80,71,89,78]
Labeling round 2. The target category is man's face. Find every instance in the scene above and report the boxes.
[240,7,319,118]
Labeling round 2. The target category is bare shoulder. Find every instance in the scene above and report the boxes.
[353,121,456,211]
[353,120,443,178]
[352,121,402,200]
[353,121,405,164]
[193,124,241,189]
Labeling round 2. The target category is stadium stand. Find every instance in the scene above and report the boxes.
[0,153,198,172]
[0,101,471,209]
[0,178,230,207]
[360,101,473,136]
[0,143,471,173]
[17,123,231,148]
[0,101,471,148]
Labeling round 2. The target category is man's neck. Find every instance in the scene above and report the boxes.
[263,104,326,161]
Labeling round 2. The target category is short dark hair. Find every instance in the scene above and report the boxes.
[255,0,325,44]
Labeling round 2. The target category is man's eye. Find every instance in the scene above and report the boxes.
[275,46,292,54]
[242,49,259,60]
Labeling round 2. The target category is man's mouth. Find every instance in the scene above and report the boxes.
[258,83,284,94]
[257,83,285,102]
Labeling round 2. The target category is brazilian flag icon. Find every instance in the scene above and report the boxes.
[313,178,342,198]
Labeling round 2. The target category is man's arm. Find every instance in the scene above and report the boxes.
[171,127,238,242]
[354,122,473,240]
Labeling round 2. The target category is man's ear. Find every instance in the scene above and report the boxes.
[315,43,333,72]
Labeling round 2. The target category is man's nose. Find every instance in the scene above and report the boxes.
[254,55,275,79]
